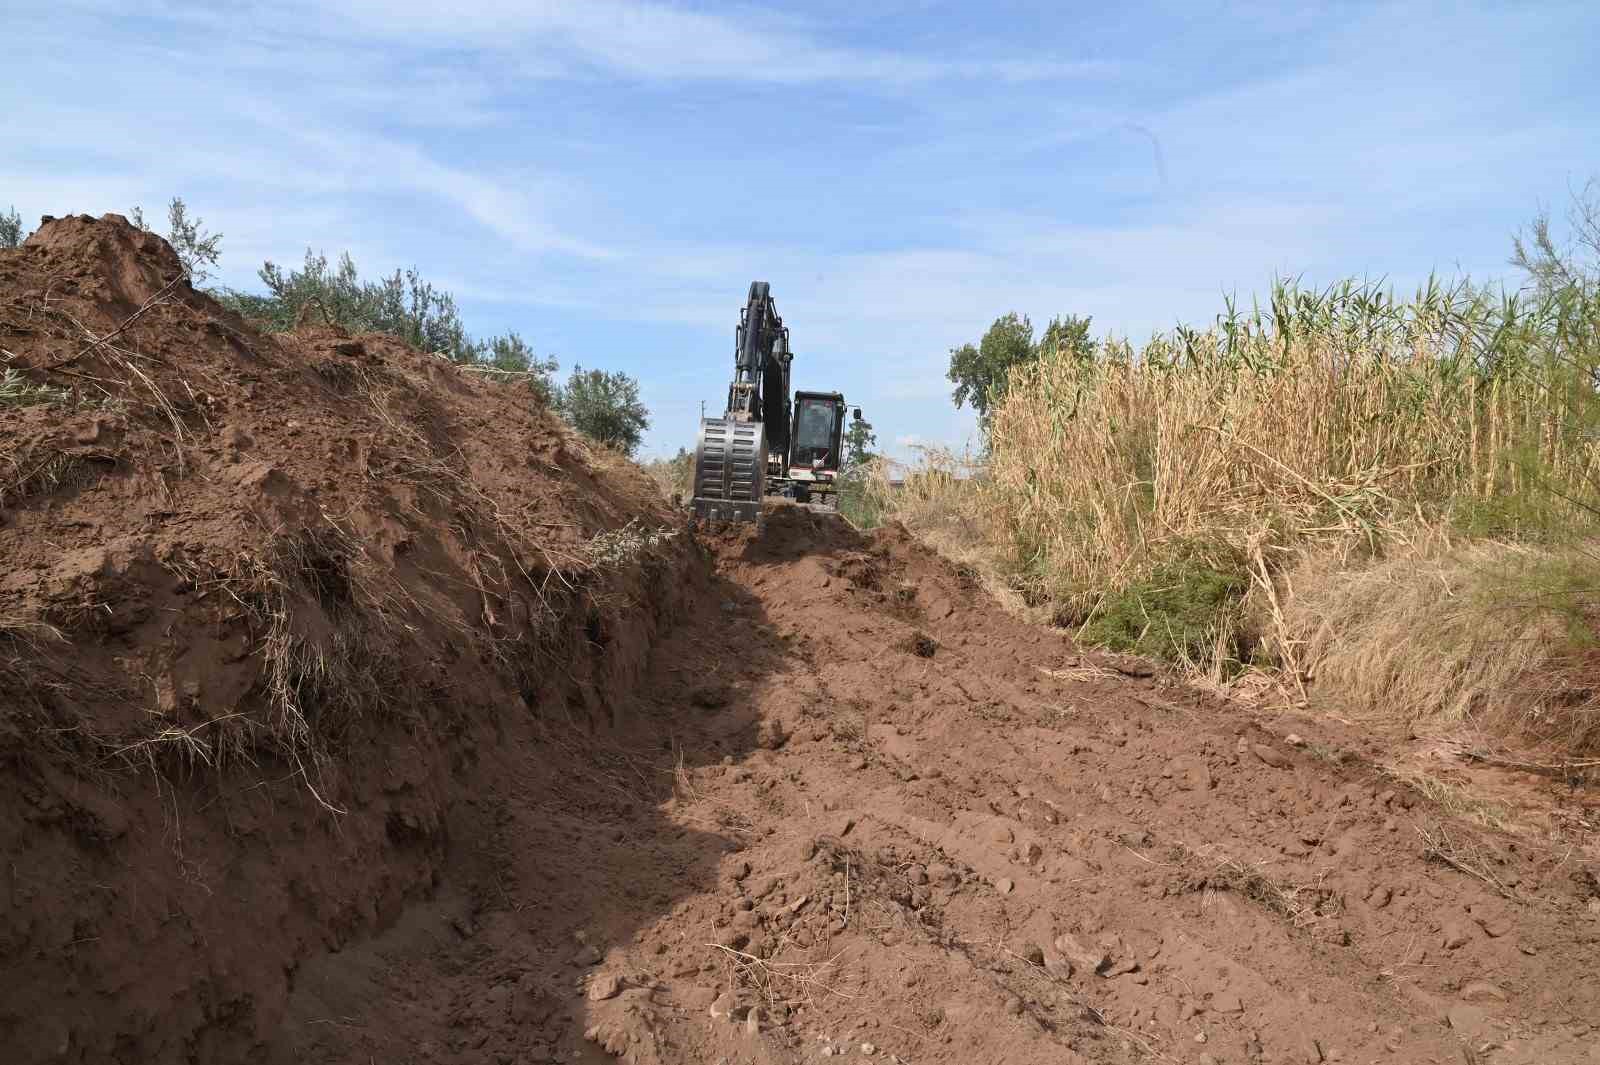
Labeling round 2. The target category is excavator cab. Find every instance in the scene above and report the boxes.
[785,391,849,503]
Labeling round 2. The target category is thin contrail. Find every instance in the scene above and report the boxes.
[1122,123,1169,190]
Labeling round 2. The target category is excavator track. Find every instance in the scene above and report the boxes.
[690,417,766,522]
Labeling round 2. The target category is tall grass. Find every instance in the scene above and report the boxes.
[884,276,1600,753]
[987,277,1600,609]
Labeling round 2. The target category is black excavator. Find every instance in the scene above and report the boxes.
[690,281,860,522]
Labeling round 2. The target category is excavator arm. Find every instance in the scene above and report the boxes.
[692,282,789,521]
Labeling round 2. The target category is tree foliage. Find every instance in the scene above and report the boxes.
[131,198,223,283]
[0,206,23,249]
[218,249,476,359]
[947,311,1095,429]
[1037,313,1097,362]
[557,365,650,456]
[1512,177,1600,296]
[216,250,562,396]
[843,412,878,470]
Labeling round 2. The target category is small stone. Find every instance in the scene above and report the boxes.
[1368,885,1393,909]
[798,837,818,861]
[1252,744,1290,769]
[757,718,789,749]
[860,1042,877,1055]
[730,860,752,881]
[1474,914,1512,939]
[1004,995,1024,1015]
[1442,923,1472,950]
[709,992,737,1020]
[996,877,1015,895]
[587,973,622,1001]
[1198,1055,1219,1065]
[820,1046,836,1057]
[1460,980,1508,1004]
[1285,733,1305,746]
[1054,933,1110,975]
[908,865,929,886]
[1212,991,1243,1013]
[1194,1031,1208,1044]
[745,1007,763,1036]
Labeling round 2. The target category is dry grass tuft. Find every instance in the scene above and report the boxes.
[1175,845,1341,929]
[1,448,110,509]
[1278,540,1600,750]
[1415,819,1518,897]
[639,450,693,504]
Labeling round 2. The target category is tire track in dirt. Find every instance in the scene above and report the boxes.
[287,506,1600,1065]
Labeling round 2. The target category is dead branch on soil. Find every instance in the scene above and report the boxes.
[49,275,186,369]
[45,293,190,466]
[671,745,699,803]
[1415,820,1516,899]
[1036,662,1116,682]
[1173,842,1338,928]
[1460,747,1600,777]
[706,942,854,1009]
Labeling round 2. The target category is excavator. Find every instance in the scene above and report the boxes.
[691,281,860,522]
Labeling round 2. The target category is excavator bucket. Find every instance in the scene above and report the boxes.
[691,416,767,522]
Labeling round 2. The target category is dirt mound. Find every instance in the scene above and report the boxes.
[0,215,704,1062]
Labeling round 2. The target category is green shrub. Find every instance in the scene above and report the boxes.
[1078,556,1251,667]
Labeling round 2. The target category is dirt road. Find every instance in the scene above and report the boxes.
[280,506,1600,1065]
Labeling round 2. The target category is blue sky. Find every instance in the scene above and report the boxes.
[7,1,1598,457]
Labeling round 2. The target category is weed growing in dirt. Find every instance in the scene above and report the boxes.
[1,368,74,407]
[1389,769,1515,833]
[586,520,678,566]
[1077,556,1251,670]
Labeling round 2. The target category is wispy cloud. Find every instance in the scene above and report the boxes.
[6,0,1596,462]
[315,0,1115,85]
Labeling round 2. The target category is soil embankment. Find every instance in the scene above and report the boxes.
[3,217,1598,1064]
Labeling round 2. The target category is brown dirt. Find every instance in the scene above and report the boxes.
[3,217,1600,1064]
